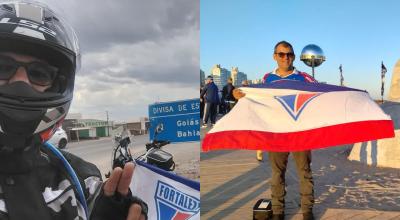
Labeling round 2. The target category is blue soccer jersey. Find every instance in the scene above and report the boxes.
[262,68,316,83]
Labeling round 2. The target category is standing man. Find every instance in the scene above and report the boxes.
[265,41,316,220]
[234,41,316,220]
[200,86,205,119]
[222,77,235,113]
[200,75,219,128]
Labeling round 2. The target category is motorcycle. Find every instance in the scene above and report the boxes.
[106,124,175,178]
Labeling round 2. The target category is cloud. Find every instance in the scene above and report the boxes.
[46,0,199,52]
[80,25,199,84]
[41,0,199,121]
[70,77,198,121]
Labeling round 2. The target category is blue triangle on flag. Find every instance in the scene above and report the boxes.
[158,201,177,220]
[277,95,296,112]
[274,93,321,121]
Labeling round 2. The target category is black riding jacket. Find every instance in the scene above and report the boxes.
[0,142,147,220]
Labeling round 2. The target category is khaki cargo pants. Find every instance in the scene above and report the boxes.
[268,151,314,214]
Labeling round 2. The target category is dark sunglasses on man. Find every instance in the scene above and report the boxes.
[0,55,59,87]
[275,52,295,59]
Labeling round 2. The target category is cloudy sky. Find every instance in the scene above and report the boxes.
[43,0,199,122]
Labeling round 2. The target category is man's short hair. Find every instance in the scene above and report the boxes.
[274,41,294,53]
[207,75,213,80]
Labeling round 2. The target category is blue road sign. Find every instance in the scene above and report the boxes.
[149,98,200,142]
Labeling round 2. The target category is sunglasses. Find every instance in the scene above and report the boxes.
[0,55,59,86]
[275,52,295,59]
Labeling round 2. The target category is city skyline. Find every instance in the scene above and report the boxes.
[201,64,262,88]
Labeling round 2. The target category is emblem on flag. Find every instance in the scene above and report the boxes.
[155,181,200,220]
[274,93,321,120]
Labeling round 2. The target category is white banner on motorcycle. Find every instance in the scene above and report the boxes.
[130,160,200,220]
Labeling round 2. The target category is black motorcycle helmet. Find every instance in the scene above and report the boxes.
[0,0,80,150]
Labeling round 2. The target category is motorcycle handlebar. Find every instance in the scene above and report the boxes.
[155,140,170,147]
[145,140,170,150]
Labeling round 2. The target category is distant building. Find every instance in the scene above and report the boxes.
[211,64,230,90]
[251,79,263,84]
[200,69,205,87]
[231,67,247,87]
[114,117,150,136]
[63,113,150,141]
[64,118,112,141]
[66,113,82,120]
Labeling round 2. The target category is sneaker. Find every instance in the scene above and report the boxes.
[201,124,208,128]
[303,212,314,220]
[272,213,284,220]
[256,150,263,161]
[211,123,215,127]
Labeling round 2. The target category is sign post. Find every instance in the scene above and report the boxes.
[148,98,200,142]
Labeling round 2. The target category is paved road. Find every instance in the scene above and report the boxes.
[64,134,200,181]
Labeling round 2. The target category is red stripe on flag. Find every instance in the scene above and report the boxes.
[202,120,394,152]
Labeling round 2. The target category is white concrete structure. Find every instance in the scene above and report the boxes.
[348,60,400,168]
[348,130,400,168]
[388,60,400,101]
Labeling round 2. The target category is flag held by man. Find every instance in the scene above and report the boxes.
[202,80,394,152]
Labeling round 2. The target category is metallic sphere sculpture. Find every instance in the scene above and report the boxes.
[300,44,326,67]
[300,44,326,78]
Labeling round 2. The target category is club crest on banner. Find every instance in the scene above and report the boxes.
[154,181,200,220]
[274,93,321,120]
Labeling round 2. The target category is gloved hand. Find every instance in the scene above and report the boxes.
[91,162,148,220]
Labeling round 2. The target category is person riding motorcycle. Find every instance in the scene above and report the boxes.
[0,1,147,219]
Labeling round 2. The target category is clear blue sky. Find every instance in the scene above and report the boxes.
[201,0,400,99]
